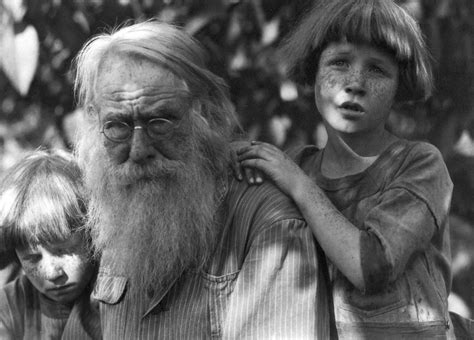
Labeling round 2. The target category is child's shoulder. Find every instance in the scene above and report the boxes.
[401,139,444,159]
[383,140,452,225]
[1,275,36,309]
[389,139,448,175]
[366,139,451,200]
[287,144,320,166]
[0,275,38,336]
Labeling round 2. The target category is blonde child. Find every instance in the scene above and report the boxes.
[0,150,100,339]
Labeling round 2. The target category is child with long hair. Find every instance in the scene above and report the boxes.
[0,149,100,339]
[237,0,456,338]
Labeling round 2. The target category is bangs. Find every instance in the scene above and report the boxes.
[322,0,416,63]
[280,0,432,100]
[0,151,86,251]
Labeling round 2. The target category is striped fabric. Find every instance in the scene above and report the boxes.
[93,178,327,339]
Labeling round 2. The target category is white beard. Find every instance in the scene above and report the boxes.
[75,123,226,294]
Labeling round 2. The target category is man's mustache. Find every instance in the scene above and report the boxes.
[111,158,186,185]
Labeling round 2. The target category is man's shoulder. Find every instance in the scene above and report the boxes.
[225,177,304,227]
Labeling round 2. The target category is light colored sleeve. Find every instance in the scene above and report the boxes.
[222,218,326,339]
[0,321,14,340]
[0,289,15,340]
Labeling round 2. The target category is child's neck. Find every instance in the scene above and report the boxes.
[321,128,398,178]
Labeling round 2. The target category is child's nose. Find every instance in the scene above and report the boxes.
[43,261,67,284]
[345,70,366,96]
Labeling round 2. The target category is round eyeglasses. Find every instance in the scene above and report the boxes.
[101,118,176,142]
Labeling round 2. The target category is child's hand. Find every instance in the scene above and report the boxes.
[230,141,264,184]
[237,141,306,197]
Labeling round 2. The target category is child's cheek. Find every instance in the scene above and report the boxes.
[318,70,341,92]
[21,262,42,280]
[62,253,92,281]
[369,80,398,104]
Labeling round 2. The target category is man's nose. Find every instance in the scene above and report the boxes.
[129,126,156,164]
[344,69,366,96]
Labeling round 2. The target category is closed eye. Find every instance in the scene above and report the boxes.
[153,106,182,121]
[51,247,72,256]
[368,64,385,75]
[21,254,42,263]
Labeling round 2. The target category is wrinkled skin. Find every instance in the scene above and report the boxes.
[95,54,193,168]
[79,53,224,293]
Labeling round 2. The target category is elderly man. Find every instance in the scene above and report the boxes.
[73,21,328,339]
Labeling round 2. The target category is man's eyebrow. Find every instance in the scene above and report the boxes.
[143,92,195,109]
[148,90,194,101]
[103,112,130,120]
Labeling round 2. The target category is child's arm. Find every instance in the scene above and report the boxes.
[237,141,365,290]
[237,141,450,293]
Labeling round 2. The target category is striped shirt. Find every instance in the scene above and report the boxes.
[93,178,328,339]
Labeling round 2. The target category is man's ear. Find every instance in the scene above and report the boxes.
[192,101,210,127]
[86,105,95,118]
[84,105,100,124]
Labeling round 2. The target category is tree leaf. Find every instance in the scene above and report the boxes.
[0,20,39,96]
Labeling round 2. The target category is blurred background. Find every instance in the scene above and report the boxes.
[0,0,473,318]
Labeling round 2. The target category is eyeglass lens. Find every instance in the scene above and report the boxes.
[102,118,175,142]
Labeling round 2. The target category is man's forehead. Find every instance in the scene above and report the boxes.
[96,54,187,96]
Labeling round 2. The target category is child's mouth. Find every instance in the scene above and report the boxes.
[339,102,365,118]
[340,102,364,113]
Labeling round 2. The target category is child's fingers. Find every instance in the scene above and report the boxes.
[245,167,264,184]
[230,147,243,181]
[237,144,273,161]
[244,167,256,184]
[247,142,283,159]
[236,145,253,155]
[237,141,265,155]
[254,169,264,184]
[239,158,269,173]
[232,162,244,181]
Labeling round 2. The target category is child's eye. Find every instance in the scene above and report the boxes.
[368,64,386,75]
[52,247,73,256]
[330,59,348,67]
[22,254,42,263]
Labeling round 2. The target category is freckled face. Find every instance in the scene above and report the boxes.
[314,41,399,135]
[16,234,94,304]
[95,54,194,166]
